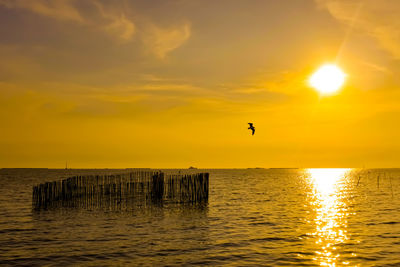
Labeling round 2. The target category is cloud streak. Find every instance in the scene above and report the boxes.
[315,0,400,59]
[142,23,191,58]
[0,0,84,22]
[0,0,135,41]
[0,0,190,56]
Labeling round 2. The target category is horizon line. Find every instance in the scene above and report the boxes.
[1,167,399,170]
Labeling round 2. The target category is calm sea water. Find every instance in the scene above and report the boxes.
[1,168,400,266]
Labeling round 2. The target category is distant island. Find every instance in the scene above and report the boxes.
[188,166,197,169]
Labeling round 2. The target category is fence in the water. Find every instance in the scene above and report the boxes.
[32,171,209,210]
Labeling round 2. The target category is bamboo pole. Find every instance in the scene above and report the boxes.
[33,171,210,209]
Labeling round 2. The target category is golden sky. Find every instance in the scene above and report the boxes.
[1,0,399,168]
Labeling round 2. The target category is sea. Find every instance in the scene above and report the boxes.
[1,168,400,266]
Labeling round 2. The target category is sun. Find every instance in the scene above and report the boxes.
[309,64,346,94]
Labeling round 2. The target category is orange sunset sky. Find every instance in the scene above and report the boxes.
[1,0,400,168]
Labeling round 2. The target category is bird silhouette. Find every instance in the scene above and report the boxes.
[248,123,255,135]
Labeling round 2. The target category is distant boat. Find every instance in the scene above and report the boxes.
[188,166,197,169]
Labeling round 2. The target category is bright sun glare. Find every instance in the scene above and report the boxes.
[309,64,346,95]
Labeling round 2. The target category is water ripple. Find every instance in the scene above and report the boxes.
[1,168,400,265]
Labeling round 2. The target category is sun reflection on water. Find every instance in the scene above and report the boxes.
[307,168,352,267]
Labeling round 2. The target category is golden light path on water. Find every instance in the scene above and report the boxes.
[306,168,352,267]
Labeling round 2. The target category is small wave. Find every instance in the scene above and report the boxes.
[0,228,32,234]
[249,221,276,226]
[217,241,245,248]
[353,255,381,261]
[366,221,400,226]
[249,237,299,242]
[381,221,400,225]
[377,235,400,239]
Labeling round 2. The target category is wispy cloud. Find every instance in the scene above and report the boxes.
[91,1,136,42]
[142,22,191,58]
[0,0,84,22]
[104,14,135,41]
[0,0,190,56]
[315,0,400,59]
[0,0,135,41]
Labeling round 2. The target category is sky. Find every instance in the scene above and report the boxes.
[1,0,400,168]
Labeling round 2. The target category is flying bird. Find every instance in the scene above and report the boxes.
[248,123,255,135]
